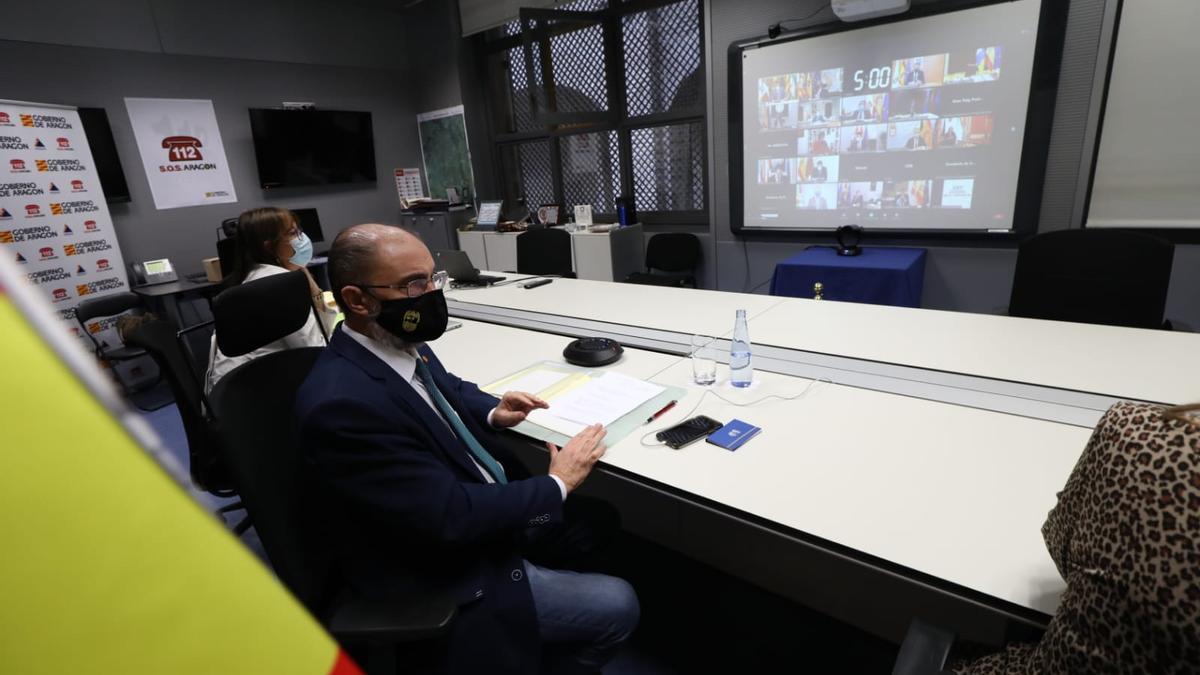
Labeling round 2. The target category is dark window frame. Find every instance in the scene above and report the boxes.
[478,0,707,224]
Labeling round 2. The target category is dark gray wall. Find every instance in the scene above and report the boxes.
[406,0,468,114]
[402,0,502,205]
[0,0,422,277]
[0,0,410,71]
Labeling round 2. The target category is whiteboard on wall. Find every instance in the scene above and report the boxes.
[1088,1,1200,229]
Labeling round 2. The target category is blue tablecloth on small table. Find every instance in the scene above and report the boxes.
[769,246,927,307]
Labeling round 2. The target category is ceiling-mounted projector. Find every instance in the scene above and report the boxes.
[832,0,911,22]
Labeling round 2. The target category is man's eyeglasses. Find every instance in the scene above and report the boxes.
[356,270,449,297]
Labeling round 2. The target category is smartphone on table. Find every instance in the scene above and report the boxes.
[655,415,723,449]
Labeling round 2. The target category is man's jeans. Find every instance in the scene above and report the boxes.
[524,560,640,674]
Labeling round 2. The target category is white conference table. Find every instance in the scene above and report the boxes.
[438,277,1199,643]
[446,276,783,340]
[447,276,1199,405]
[752,297,1198,404]
[438,317,1085,611]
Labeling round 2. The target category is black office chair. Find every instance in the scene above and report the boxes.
[516,228,575,277]
[124,319,230,493]
[891,618,957,675]
[209,271,454,673]
[210,269,329,357]
[177,320,216,389]
[1008,229,1175,329]
[124,318,249,533]
[74,292,164,405]
[215,217,239,280]
[624,232,702,288]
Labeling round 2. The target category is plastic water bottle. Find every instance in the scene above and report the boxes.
[730,309,753,388]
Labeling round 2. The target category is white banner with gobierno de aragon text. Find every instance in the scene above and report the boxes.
[0,99,133,361]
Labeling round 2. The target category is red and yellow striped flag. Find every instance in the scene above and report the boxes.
[0,256,361,675]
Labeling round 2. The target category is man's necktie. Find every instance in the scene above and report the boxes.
[414,356,508,484]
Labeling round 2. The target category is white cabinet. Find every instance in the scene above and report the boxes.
[455,224,644,280]
[569,224,643,282]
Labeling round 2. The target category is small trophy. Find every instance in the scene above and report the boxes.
[813,282,824,301]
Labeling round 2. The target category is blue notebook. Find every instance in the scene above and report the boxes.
[706,419,762,451]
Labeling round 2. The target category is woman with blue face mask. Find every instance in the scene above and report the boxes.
[205,206,335,393]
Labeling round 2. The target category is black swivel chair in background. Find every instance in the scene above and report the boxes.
[208,270,454,674]
[124,318,249,532]
[624,232,702,288]
[74,291,165,408]
[516,227,576,277]
[1008,229,1175,329]
[217,217,240,280]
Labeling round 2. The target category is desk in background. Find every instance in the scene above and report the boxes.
[137,258,331,329]
[132,278,220,327]
[771,246,926,307]
[456,230,518,273]
[570,224,643,282]
[456,225,643,282]
[400,207,472,252]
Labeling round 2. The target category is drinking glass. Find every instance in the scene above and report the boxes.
[690,334,718,385]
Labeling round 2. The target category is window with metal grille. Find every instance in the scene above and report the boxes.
[623,1,702,117]
[631,122,704,212]
[481,0,705,222]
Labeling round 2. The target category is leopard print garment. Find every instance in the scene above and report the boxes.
[953,401,1199,674]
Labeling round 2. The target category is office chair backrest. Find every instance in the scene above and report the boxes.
[125,318,227,490]
[74,291,146,354]
[211,270,313,357]
[209,269,331,608]
[1009,229,1174,329]
[216,237,238,279]
[211,347,327,610]
[517,228,574,277]
[645,232,702,273]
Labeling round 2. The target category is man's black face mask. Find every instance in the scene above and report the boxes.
[368,288,449,343]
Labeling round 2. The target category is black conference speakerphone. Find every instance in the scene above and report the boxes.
[562,337,623,367]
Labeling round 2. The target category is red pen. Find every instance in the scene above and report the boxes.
[645,400,678,424]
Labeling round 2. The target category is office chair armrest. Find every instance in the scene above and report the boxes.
[891,618,956,675]
[328,592,456,644]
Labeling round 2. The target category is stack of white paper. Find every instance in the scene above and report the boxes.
[526,371,664,436]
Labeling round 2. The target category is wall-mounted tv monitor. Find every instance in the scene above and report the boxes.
[292,207,323,242]
[248,109,377,189]
[731,0,1065,236]
[77,107,132,204]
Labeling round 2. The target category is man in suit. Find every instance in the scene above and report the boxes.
[906,64,925,87]
[853,100,871,121]
[294,224,639,674]
[813,160,828,182]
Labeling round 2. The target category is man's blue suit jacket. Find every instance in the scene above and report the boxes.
[294,326,564,674]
